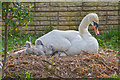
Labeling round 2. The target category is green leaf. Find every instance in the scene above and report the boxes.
[26,16,29,22]
[16,2,20,6]
[3,2,34,34]
[13,21,16,27]
[25,23,28,28]
[10,21,13,27]
[18,6,21,11]
[18,19,21,24]
[12,7,16,10]
[30,14,33,19]
[30,4,34,8]
[14,16,17,18]
[31,21,33,24]
[21,72,23,78]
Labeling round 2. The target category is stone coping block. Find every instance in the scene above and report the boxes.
[1,0,119,2]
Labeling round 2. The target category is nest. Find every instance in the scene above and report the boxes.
[4,48,119,78]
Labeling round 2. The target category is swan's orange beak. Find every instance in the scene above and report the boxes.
[94,25,99,35]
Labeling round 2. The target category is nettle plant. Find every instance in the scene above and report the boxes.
[2,2,34,35]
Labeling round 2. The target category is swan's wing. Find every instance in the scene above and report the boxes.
[39,30,71,51]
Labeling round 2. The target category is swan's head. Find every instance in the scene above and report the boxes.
[35,39,44,50]
[88,13,99,35]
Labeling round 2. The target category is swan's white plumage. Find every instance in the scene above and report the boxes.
[36,13,99,55]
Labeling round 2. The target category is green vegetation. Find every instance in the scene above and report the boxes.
[1,2,34,53]
[1,31,43,53]
[2,2,34,77]
[94,28,119,51]
[1,25,53,53]
[11,72,33,80]
[2,2,34,31]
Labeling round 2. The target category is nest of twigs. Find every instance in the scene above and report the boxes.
[4,48,119,78]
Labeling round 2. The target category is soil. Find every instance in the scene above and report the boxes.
[3,47,119,78]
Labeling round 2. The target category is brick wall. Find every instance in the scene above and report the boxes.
[1,1,120,34]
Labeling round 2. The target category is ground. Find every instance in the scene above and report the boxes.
[3,47,119,78]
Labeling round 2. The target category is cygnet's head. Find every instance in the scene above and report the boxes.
[25,41,32,48]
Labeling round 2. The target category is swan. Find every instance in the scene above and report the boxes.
[35,13,99,55]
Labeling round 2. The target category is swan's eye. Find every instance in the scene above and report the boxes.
[93,21,98,29]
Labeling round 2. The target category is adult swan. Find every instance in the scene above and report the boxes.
[35,13,100,55]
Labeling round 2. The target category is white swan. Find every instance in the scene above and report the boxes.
[35,13,99,55]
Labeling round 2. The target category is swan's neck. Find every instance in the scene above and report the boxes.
[79,16,91,36]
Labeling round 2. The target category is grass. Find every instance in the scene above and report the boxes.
[1,32,43,53]
[94,28,119,51]
[0,28,119,53]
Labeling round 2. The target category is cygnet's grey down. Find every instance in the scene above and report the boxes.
[35,39,67,56]
[26,40,67,56]
[25,41,45,56]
